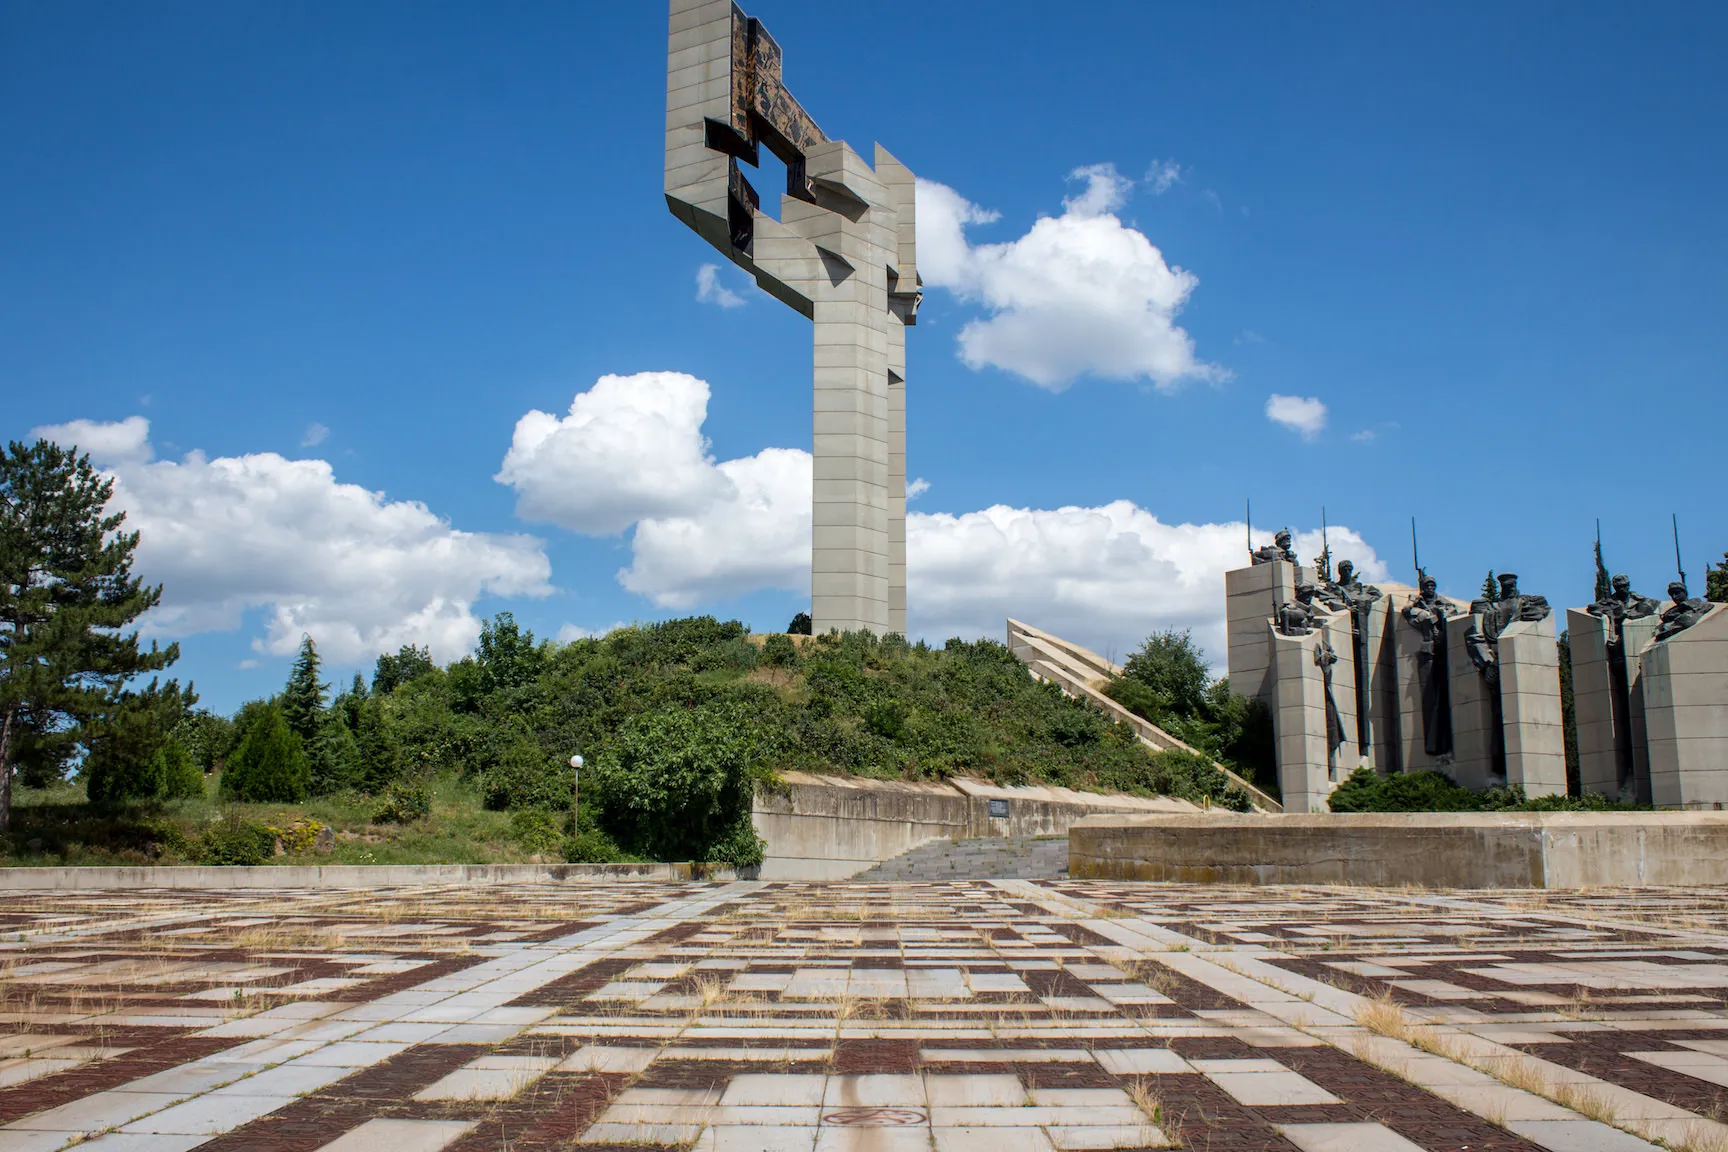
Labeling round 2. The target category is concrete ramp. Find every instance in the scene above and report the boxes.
[751,770,1196,880]
[848,836,1069,881]
[1007,618,1282,813]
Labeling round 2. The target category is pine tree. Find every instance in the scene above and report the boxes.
[354,697,401,793]
[84,679,196,803]
[1481,571,1500,602]
[156,737,206,800]
[279,635,326,747]
[1593,538,1612,604]
[222,703,310,802]
[311,714,362,795]
[1708,551,1728,604]
[1,439,187,829]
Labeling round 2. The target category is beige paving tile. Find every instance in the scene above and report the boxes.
[823,1073,926,1107]
[721,1073,827,1106]
[5,1091,183,1133]
[314,1119,477,1152]
[1275,1123,1427,1152]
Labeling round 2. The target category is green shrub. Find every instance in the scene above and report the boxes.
[221,704,310,803]
[481,730,569,811]
[563,829,628,863]
[374,779,431,824]
[590,699,768,863]
[140,818,198,860]
[760,633,800,668]
[157,738,206,800]
[510,809,565,855]
[197,815,276,865]
[1326,767,1643,813]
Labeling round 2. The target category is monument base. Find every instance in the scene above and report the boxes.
[1069,811,1728,888]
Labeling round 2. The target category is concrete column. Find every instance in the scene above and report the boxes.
[1320,609,1360,779]
[1226,562,1303,709]
[886,322,906,636]
[1448,618,1496,791]
[1624,615,1660,804]
[1359,595,1398,770]
[1499,619,1566,797]
[1568,609,1618,798]
[1270,624,1335,814]
[1644,606,1728,809]
[810,297,890,634]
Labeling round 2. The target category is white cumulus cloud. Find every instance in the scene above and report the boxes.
[906,477,931,501]
[30,416,552,665]
[301,422,330,447]
[1265,394,1328,440]
[915,170,1221,392]
[695,262,747,308]
[30,415,153,463]
[495,371,725,535]
[1062,162,1133,217]
[498,374,1388,663]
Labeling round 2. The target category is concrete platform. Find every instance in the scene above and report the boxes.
[0,861,732,889]
[1068,811,1728,888]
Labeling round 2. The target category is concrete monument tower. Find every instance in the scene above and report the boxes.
[664,1,920,635]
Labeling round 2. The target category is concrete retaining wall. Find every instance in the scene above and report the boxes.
[0,862,731,890]
[751,771,1196,880]
[1069,811,1728,888]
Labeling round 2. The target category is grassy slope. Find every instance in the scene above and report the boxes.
[1,625,1246,866]
[4,774,537,867]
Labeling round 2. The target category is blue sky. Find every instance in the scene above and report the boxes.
[5,1,1726,712]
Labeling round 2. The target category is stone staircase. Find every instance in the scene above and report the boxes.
[848,836,1070,881]
[1006,618,1282,813]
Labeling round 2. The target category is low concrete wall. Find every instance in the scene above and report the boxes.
[1069,811,1728,888]
[0,862,731,890]
[752,771,1196,880]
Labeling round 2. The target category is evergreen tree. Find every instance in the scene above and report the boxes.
[1480,571,1500,602]
[311,714,362,795]
[1709,551,1728,604]
[1,439,186,830]
[354,697,401,792]
[84,679,196,803]
[787,612,813,636]
[221,703,310,802]
[1593,538,1612,604]
[156,737,206,800]
[279,635,326,746]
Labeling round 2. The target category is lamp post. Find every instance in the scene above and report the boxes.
[568,753,584,833]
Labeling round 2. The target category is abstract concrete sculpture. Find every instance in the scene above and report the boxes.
[664,0,919,634]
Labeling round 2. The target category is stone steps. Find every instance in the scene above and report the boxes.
[848,836,1070,882]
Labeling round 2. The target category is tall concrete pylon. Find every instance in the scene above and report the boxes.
[664,0,919,635]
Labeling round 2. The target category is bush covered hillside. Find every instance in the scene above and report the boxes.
[3,615,1252,869]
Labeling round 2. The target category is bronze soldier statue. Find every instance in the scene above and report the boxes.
[1252,528,1299,567]
[1275,582,1322,636]
[1401,574,1456,758]
[1654,580,1715,642]
[1586,573,1659,800]
[1586,574,1660,624]
[1465,573,1551,781]
[1321,559,1384,750]
[1314,637,1345,762]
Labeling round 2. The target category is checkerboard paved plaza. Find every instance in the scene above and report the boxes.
[5,881,1728,1151]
